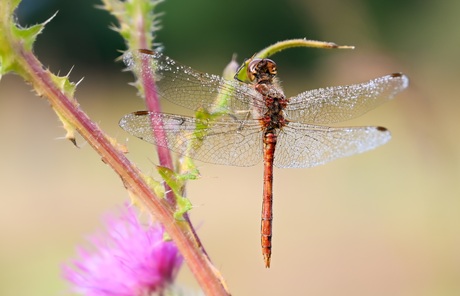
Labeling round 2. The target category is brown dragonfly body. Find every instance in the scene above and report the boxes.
[249,58,290,267]
[119,50,409,267]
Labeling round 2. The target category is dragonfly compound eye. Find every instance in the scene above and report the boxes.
[247,58,263,82]
[265,59,277,75]
[248,58,278,82]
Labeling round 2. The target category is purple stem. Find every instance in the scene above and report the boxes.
[139,54,176,206]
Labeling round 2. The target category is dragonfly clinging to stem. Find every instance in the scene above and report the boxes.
[119,49,409,268]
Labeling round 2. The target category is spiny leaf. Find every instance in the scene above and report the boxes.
[157,166,184,196]
[54,109,77,145]
[174,193,193,220]
[11,11,57,51]
[143,174,165,198]
[0,2,79,142]
[0,6,57,77]
[50,72,78,98]
[157,166,193,220]
[48,73,78,144]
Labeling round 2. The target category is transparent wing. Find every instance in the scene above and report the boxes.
[274,122,391,168]
[119,111,264,166]
[286,73,409,124]
[123,50,266,116]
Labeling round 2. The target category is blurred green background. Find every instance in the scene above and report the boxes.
[1,0,459,295]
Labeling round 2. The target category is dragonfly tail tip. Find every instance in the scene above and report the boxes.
[264,255,271,268]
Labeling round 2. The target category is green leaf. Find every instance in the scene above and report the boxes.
[174,194,193,220]
[0,2,57,77]
[177,161,200,181]
[157,166,193,220]
[50,72,78,98]
[12,22,44,52]
[0,3,78,142]
[143,174,165,198]
[157,166,184,195]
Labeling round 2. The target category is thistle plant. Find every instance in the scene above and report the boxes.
[0,0,358,295]
[0,0,230,294]
[63,204,183,295]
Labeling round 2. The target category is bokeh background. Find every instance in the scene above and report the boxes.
[1,0,459,295]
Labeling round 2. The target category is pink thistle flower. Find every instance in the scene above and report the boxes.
[63,205,183,296]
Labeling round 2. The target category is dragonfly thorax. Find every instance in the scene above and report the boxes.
[254,81,289,131]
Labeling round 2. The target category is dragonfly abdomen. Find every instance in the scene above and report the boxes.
[262,131,277,268]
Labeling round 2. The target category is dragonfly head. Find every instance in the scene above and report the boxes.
[247,58,277,83]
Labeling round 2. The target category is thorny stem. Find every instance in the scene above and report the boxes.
[129,4,218,289]
[6,37,230,296]
[134,6,176,207]
[135,45,221,296]
[137,60,213,262]
[139,55,176,205]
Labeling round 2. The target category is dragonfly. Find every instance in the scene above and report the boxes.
[119,49,409,268]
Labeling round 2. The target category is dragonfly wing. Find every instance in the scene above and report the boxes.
[274,122,391,168]
[286,73,409,124]
[123,50,266,116]
[119,112,263,166]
